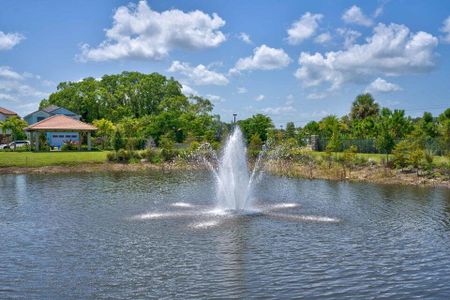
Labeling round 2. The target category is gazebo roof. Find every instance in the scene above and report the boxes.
[25,115,97,132]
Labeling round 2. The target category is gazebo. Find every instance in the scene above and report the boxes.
[25,115,97,151]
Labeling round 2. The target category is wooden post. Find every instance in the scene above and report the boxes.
[29,132,33,152]
[35,132,40,152]
[87,132,92,151]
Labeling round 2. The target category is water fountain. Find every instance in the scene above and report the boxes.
[215,127,254,211]
[133,125,339,225]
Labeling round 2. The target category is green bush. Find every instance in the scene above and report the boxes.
[106,151,117,162]
[392,140,409,169]
[61,140,79,151]
[143,148,162,163]
[116,149,129,162]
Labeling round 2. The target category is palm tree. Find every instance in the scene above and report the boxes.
[350,93,380,120]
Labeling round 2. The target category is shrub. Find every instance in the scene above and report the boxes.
[248,134,263,159]
[116,149,130,162]
[408,148,425,175]
[342,145,358,173]
[106,151,117,162]
[392,140,409,169]
[61,140,79,151]
[141,148,160,163]
[112,129,124,151]
[159,135,177,162]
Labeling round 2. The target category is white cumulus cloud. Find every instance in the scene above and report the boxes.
[440,16,450,43]
[237,87,247,94]
[181,83,198,96]
[295,23,438,90]
[206,94,225,103]
[255,94,265,101]
[79,0,226,61]
[365,77,402,93]
[307,92,328,100]
[0,66,24,80]
[168,61,229,86]
[0,31,24,50]
[230,44,291,74]
[261,105,296,115]
[287,12,323,45]
[0,66,53,115]
[342,5,373,27]
[337,28,362,48]
[314,32,332,44]
[238,32,252,44]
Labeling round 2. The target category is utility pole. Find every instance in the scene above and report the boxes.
[233,113,237,124]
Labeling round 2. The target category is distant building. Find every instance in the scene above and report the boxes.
[24,105,82,148]
[0,107,19,143]
[25,115,97,151]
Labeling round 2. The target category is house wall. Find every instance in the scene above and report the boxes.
[51,107,81,120]
[47,132,80,147]
[24,111,51,125]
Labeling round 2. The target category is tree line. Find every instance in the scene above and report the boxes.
[1,71,448,160]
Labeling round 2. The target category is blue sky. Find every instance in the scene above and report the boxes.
[0,0,449,126]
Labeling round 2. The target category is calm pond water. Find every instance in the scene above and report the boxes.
[1,171,450,299]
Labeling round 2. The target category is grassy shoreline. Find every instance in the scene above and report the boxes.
[0,151,109,167]
[0,151,448,188]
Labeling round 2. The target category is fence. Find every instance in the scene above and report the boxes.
[309,136,449,155]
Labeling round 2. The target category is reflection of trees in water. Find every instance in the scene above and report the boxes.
[0,175,27,206]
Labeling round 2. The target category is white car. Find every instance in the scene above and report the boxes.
[3,140,30,149]
[0,143,8,149]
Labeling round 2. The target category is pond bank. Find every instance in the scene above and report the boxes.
[267,162,449,189]
[1,161,448,188]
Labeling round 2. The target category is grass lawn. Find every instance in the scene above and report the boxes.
[0,151,109,168]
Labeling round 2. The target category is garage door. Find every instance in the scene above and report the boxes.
[51,133,79,147]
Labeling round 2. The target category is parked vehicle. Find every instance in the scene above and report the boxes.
[0,143,9,149]
[3,140,30,149]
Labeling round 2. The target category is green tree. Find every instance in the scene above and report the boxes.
[319,115,340,139]
[92,118,115,149]
[302,121,320,136]
[1,116,28,142]
[326,128,342,153]
[392,140,409,170]
[437,108,450,154]
[238,114,274,143]
[350,93,380,120]
[375,108,396,159]
[248,133,263,158]
[112,129,124,151]
[41,71,184,122]
[285,122,296,139]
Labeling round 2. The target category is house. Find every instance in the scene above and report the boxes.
[0,107,19,143]
[24,105,83,148]
[24,105,80,124]
[25,115,97,151]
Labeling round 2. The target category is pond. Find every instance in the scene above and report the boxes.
[1,171,450,299]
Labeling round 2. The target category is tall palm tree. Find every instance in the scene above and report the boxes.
[350,93,380,120]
